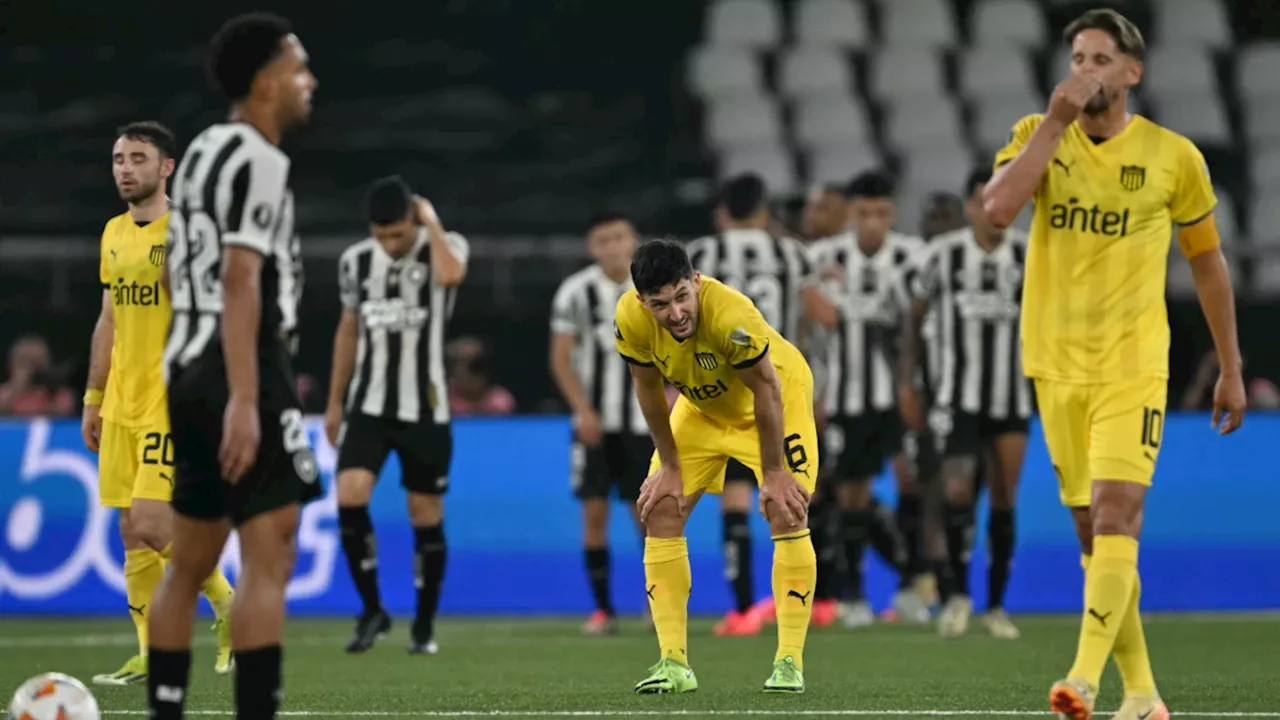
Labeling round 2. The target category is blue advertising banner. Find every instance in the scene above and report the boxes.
[0,415,1275,616]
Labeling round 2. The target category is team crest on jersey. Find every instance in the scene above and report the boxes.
[252,202,274,229]
[1119,165,1146,192]
[729,326,753,347]
[149,244,166,266]
[403,262,428,286]
[695,352,719,370]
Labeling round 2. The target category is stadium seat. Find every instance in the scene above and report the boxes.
[1248,147,1280,189]
[1149,0,1231,49]
[720,144,798,194]
[1237,43,1280,100]
[868,48,947,101]
[970,91,1041,153]
[705,0,783,48]
[688,46,765,100]
[793,0,871,48]
[898,142,975,191]
[777,47,853,99]
[970,0,1046,48]
[1143,47,1218,97]
[1214,188,1239,246]
[1241,97,1280,148]
[1248,199,1280,245]
[1152,93,1232,145]
[806,144,884,185]
[704,94,783,149]
[792,95,874,149]
[1252,257,1280,295]
[958,47,1039,102]
[879,0,957,48]
[882,97,965,150]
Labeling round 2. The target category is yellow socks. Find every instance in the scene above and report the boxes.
[123,548,165,655]
[644,537,691,666]
[771,529,816,669]
[201,569,236,619]
[1112,574,1157,696]
[1069,535,1139,687]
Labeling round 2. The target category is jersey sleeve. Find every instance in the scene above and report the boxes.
[1171,138,1218,227]
[98,220,112,287]
[614,294,654,366]
[993,113,1044,171]
[713,291,772,370]
[550,277,580,336]
[908,243,942,301]
[337,248,360,310]
[222,150,290,255]
[790,238,818,287]
[443,231,471,266]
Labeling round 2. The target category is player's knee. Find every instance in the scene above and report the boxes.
[1090,480,1145,537]
[834,479,871,508]
[336,470,376,506]
[582,497,609,537]
[129,500,173,552]
[406,492,443,526]
[1070,508,1093,554]
[643,496,684,538]
[117,509,146,550]
[720,482,752,512]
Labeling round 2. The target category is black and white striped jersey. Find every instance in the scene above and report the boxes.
[550,264,647,435]
[686,229,815,343]
[810,231,924,418]
[911,227,1033,420]
[339,228,469,425]
[163,122,302,378]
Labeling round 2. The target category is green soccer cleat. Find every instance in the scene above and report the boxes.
[212,617,234,675]
[633,655,698,694]
[92,654,147,686]
[762,656,805,694]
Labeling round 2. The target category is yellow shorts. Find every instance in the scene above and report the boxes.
[648,378,819,495]
[1033,377,1167,508]
[98,419,176,508]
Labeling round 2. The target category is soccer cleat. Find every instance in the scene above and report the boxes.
[914,572,939,607]
[92,654,147,686]
[981,609,1021,639]
[1049,677,1098,720]
[212,617,234,674]
[811,598,839,628]
[892,588,932,624]
[839,600,875,629]
[345,608,392,654]
[712,609,763,636]
[634,656,698,694]
[1109,695,1169,720]
[937,595,972,638]
[407,636,439,655]
[762,656,805,694]
[582,610,619,636]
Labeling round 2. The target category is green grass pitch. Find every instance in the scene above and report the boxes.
[2,615,1278,718]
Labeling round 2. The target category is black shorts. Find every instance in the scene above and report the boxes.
[724,458,757,484]
[930,406,1030,459]
[573,432,652,501]
[337,413,453,495]
[168,359,322,528]
[825,411,902,481]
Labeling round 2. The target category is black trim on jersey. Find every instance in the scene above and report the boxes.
[620,353,654,367]
[190,135,243,312]
[732,343,769,370]
[1178,206,1217,228]
[583,281,605,413]
[349,250,375,413]
[226,163,251,235]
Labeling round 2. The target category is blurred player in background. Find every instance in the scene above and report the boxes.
[549,211,650,635]
[327,176,469,655]
[810,171,929,628]
[983,9,1245,720]
[686,174,831,636]
[147,14,319,720]
[619,239,818,694]
[901,169,1031,641]
[81,121,236,686]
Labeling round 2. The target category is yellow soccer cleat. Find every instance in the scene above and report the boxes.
[92,654,147,686]
[213,617,234,675]
[1109,695,1168,720]
[1050,676,1098,720]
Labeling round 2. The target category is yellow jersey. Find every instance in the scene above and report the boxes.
[614,275,810,428]
[994,114,1218,383]
[99,211,172,427]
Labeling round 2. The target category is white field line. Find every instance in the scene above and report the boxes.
[93,710,1280,718]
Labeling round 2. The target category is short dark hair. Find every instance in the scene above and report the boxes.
[587,209,632,233]
[366,175,413,225]
[965,167,993,197]
[117,121,178,159]
[846,170,895,200]
[719,173,768,221]
[1063,8,1145,60]
[207,13,293,101]
[631,239,694,295]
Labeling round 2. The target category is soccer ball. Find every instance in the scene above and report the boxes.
[7,673,100,720]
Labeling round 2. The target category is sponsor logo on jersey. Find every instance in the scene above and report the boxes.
[1047,197,1132,237]
[671,378,730,402]
[112,279,162,307]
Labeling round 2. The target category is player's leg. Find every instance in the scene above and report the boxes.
[398,421,454,655]
[979,421,1028,639]
[824,416,877,628]
[806,472,841,627]
[933,408,982,637]
[334,414,394,653]
[894,431,929,591]
[882,426,930,624]
[617,434,654,626]
[94,420,156,686]
[574,438,618,635]
[714,463,763,636]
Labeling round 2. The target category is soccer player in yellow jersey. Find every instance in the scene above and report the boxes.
[983,10,1247,720]
[81,121,236,686]
[616,239,817,694]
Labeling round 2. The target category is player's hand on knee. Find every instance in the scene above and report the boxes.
[219,395,261,483]
[1212,371,1246,435]
[573,408,603,447]
[81,404,102,453]
[759,468,811,528]
[637,465,685,523]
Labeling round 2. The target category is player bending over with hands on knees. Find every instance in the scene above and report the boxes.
[982,9,1245,720]
[617,239,818,695]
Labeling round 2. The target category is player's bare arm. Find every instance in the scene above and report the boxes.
[415,195,466,287]
[324,308,358,446]
[897,296,930,432]
[631,362,685,521]
[1180,215,1246,434]
[549,329,602,446]
[800,284,839,330]
[736,353,810,529]
[220,245,264,482]
[81,288,115,452]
